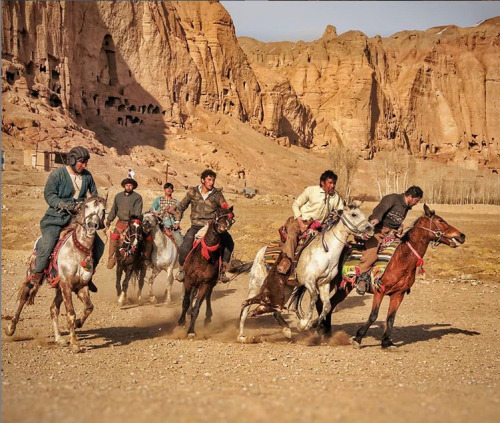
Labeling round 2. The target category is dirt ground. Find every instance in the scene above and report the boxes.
[1,180,499,423]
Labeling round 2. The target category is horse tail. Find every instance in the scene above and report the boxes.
[229,261,253,274]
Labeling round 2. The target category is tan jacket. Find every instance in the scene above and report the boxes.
[292,185,344,223]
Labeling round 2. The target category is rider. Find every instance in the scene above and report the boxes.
[105,177,143,269]
[149,182,184,247]
[29,146,104,293]
[173,169,234,283]
[276,170,344,274]
[356,185,423,295]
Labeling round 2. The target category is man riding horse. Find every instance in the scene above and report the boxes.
[276,170,344,275]
[174,169,234,283]
[105,177,143,269]
[356,185,423,295]
[29,146,104,293]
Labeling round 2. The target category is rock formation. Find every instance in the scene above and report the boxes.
[1,1,499,168]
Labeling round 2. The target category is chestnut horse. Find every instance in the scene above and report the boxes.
[319,204,465,349]
[178,206,235,338]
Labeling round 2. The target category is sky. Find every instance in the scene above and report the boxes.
[220,1,500,41]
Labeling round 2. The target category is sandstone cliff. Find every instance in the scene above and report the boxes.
[239,18,500,166]
[2,2,499,169]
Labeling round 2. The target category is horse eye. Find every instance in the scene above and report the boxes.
[351,213,357,217]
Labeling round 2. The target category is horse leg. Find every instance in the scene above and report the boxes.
[60,282,82,353]
[162,266,174,304]
[50,289,65,345]
[318,286,351,337]
[4,283,31,336]
[273,311,292,339]
[137,265,147,303]
[297,281,318,332]
[116,265,123,298]
[311,282,332,329]
[75,287,94,329]
[148,267,160,303]
[187,285,209,338]
[204,286,214,326]
[381,292,405,349]
[178,286,191,326]
[237,282,262,342]
[118,268,132,306]
[353,290,385,349]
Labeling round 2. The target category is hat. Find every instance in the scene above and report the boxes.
[121,178,138,189]
[68,146,90,165]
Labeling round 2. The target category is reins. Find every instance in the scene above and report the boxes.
[415,215,454,248]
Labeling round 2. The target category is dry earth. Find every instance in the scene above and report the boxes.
[1,180,500,423]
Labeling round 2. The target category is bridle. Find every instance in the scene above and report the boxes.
[415,215,455,248]
[322,210,372,252]
[74,197,106,236]
[120,218,142,256]
[214,213,235,233]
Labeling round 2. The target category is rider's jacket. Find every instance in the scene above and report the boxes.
[175,186,227,227]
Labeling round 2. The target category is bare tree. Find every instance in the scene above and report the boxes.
[328,146,359,201]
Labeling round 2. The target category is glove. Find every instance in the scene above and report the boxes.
[56,201,76,213]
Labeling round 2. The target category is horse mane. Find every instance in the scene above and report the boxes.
[400,214,425,241]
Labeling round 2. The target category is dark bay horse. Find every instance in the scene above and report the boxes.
[115,216,147,306]
[178,205,235,338]
[5,196,106,353]
[319,204,465,349]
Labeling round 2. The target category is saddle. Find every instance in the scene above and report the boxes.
[27,223,80,288]
[263,228,319,286]
[341,237,401,291]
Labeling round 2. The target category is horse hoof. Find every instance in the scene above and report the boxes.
[4,323,16,336]
[57,338,68,346]
[283,327,292,339]
[297,320,308,332]
[117,292,126,306]
[70,344,83,354]
[382,342,397,350]
[149,296,156,304]
[187,333,196,339]
[75,319,82,329]
[204,318,212,327]
[352,339,361,349]
[237,335,246,343]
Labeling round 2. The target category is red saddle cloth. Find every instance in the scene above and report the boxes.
[27,226,77,288]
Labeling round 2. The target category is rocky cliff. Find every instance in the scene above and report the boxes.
[2,2,499,168]
[239,18,500,166]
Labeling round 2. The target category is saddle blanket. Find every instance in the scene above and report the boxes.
[341,238,401,290]
[263,230,318,283]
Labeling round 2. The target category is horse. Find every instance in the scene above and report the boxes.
[319,204,466,349]
[178,205,235,338]
[238,201,375,342]
[5,195,107,353]
[141,211,179,304]
[115,216,147,306]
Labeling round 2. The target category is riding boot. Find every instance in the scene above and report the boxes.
[356,272,371,296]
[107,236,118,269]
[175,267,185,282]
[88,278,98,293]
[219,262,231,283]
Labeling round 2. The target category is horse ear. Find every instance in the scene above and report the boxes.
[229,206,234,212]
[350,200,362,209]
[423,203,434,217]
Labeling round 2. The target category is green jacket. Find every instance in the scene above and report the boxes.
[41,166,98,228]
[175,186,227,227]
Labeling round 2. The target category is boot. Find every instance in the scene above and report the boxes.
[107,237,118,269]
[276,256,292,275]
[219,262,231,283]
[88,278,98,293]
[175,267,185,282]
[356,272,370,296]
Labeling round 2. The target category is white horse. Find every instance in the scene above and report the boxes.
[141,211,179,304]
[238,201,374,342]
[5,196,106,353]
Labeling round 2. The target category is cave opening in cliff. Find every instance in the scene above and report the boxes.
[49,94,62,108]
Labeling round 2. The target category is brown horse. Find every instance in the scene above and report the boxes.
[178,206,235,338]
[319,204,465,349]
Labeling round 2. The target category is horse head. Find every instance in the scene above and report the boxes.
[127,215,144,249]
[77,196,106,236]
[214,203,235,234]
[415,204,466,248]
[338,201,374,238]
[141,211,159,234]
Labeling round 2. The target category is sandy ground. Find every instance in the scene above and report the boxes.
[1,182,500,423]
